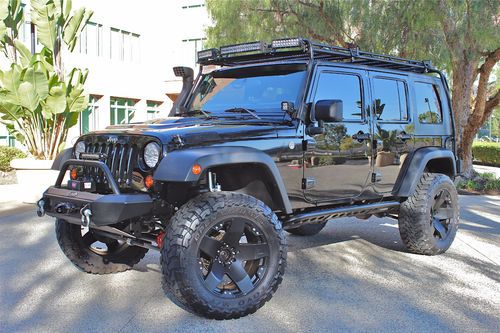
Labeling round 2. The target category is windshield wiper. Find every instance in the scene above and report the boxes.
[181,109,212,118]
[224,107,261,120]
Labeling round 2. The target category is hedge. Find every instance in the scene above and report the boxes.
[472,142,500,166]
[0,146,26,172]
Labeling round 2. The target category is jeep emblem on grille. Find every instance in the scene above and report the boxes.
[107,136,118,144]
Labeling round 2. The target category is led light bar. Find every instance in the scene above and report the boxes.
[271,38,303,49]
[197,48,218,62]
[220,41,265,55]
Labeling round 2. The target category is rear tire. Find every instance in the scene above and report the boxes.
[161,192,287,319]
[398,173,459,255]
[286,222,327,236]
[55,219,148,274]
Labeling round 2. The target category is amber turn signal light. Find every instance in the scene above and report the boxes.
[144,175,154,189]
[192,164,202,175]
[70,168,78,180]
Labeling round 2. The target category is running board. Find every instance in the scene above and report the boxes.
[282,201,400,230]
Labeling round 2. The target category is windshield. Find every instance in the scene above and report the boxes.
[186,64,306,119]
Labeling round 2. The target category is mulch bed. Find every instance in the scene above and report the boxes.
[458,188,499,196]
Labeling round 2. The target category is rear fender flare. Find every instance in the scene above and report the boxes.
[393,147,456,197]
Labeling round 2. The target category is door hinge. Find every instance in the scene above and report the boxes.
[302,177,316,189]
[372,172,382,183]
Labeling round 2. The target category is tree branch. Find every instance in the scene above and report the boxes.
[437,0,461,61]
[474,47,500,113]
[482,89,500,124]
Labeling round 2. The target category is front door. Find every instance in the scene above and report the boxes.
[304,68,372,203]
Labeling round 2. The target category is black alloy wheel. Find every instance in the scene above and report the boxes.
[430,188,454,241]
[198,217,270,296]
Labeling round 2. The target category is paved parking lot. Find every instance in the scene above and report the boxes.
[0,195,499,333]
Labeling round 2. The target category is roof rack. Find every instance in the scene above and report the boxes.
[197,37,434,74]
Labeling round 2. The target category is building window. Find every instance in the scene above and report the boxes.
[146,101,162,120]
[372,78,408,122]
[110,98,136,125]
[0,135,16,147]
[110,28,140,62]
[182,37,206,62]
[80,95,100,134]
[415,82,443,124]
[19,21,32,46]
[182,4,205,9]
[79,22,103,56]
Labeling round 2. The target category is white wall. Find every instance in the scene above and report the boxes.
[0,0,211,150]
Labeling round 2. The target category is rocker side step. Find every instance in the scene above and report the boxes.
[282,201,400,230]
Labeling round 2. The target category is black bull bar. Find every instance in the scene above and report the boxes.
[37,159,153,226]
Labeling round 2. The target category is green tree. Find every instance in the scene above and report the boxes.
[206,0,500,176]
[0,0,92,159]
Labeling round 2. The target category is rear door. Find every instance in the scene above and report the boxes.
[369,72,414,193]
[303,66,372,203]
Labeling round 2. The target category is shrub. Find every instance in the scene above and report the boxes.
[457,171,500,194]
[0,146,26,172]
[472,142,500,166]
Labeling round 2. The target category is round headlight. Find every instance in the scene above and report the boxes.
[144,142,161,168]
[75,141,86,159]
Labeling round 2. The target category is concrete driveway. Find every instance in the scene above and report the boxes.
[0,195,498,333]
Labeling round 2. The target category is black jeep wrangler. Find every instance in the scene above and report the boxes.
[37,38,460,319]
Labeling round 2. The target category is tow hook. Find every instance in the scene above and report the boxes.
[36,199,45,217]
[81,206,92,228]
[156,231,165,249]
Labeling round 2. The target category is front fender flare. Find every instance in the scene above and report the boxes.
[154,146,292,214]
[51,148,72,170]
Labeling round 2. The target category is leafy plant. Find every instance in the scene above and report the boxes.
[458,171,500,194]
[0,0,92,159]
[0,145,25,171]
[375,124,397,152]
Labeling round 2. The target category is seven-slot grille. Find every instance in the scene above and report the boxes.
[83,141,138,187]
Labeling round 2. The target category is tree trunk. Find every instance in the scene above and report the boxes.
[451,60,477,177]
[454,48,500,177]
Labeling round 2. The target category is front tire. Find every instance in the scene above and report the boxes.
[55,219,148,274]
[161,192,287,319]
[398,173,459,255]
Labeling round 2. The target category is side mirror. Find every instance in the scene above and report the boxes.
[314,99,343,122]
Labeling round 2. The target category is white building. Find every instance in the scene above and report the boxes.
[0,0,210,148]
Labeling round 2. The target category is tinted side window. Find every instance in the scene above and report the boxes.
[415,82,443,124]
[372,78,408,121]
[314,72,363,121]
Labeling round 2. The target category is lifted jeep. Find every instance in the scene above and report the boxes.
[38,38,460,319]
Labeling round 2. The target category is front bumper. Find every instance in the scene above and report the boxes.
[39,159,153,226]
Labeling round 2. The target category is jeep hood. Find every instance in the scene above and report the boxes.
[86,117,289,147]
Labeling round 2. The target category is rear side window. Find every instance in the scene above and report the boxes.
[415,82,443,124]
[372,77,408,122]
[314,72,363,121]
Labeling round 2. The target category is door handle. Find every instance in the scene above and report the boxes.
[396,132,413,141]
[352,131,371,142]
